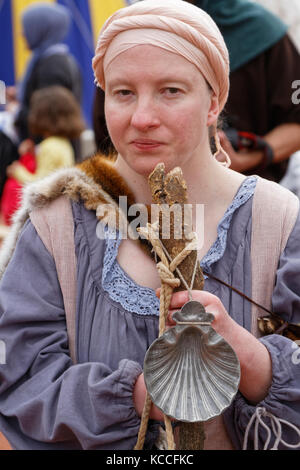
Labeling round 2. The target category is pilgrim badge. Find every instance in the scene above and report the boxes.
[143,300,241,422]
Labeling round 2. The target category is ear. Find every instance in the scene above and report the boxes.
[206,93,219,127]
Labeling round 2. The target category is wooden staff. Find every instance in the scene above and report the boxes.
[148,163,206,450]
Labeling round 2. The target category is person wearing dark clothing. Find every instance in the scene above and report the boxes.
[16,54,82,143]
[15,3,82,142]
[194,0,300,182]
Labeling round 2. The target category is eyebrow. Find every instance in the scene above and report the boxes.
[106,75,192,90]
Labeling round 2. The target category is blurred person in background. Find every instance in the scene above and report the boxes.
[193,0,300,183]
[2,86,85,225]
[252,0,300,197]
[14,2,82,144]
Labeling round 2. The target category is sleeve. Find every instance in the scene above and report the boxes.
[223,210,300,450]
[0,220,157,450]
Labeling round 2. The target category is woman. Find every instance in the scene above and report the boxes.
[15,2,82,142]
[0,0,299,450]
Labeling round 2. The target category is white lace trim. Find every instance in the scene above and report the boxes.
[201,175,257,274]
[102,228,160,316]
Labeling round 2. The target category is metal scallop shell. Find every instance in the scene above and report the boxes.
[143,301,240,422]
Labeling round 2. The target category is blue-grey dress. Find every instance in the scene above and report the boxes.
[0,176,299,450]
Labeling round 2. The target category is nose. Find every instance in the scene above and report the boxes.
[130,97,160,131]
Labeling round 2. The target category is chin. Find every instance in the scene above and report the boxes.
[130,156,172,177]
[117,147,183,178]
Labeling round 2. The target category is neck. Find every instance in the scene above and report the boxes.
[113,156,152,204]
[113,150,231,206]
[184,155,229,207]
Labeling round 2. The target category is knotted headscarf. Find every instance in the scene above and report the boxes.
[92,0,230,114]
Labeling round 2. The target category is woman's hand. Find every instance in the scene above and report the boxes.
[157,289,272,404]
[162,289,231,336]
[133,373,164,421]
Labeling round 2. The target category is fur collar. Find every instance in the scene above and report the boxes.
[0,154,149,278]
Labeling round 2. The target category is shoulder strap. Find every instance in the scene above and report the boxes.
[29,196,77,363]
[250,176,299,337]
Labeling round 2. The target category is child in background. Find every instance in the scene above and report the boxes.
[2,86,85,224]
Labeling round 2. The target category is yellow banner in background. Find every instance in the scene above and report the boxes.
[89,0,125,42]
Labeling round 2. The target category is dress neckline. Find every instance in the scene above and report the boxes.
[101,175,258,316]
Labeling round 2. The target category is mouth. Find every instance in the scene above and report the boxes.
[131,139,164,151]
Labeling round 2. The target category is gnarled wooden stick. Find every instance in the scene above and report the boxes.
[148,163,206,450]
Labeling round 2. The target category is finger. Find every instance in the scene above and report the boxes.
[169,290,218,310]
[166,309,177,326]
[168,290,190,309]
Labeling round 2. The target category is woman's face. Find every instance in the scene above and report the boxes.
[104,45,219,176]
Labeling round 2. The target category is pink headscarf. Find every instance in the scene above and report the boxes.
[92,0,230,113]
